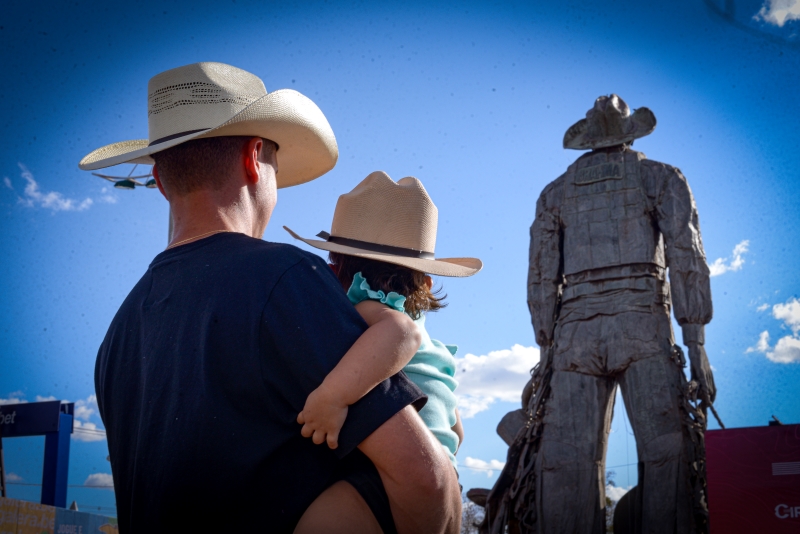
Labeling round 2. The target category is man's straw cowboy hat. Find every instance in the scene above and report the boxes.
[79,62,338,188]
[563,94,656,150]
[284,171,483,277]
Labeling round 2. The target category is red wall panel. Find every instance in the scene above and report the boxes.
[706,424,800,533]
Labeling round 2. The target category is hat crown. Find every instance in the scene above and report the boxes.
[331,171,438,254]
[146,62,267,143]
[585,94,630,137]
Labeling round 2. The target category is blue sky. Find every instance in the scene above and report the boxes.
[1,0,799,515]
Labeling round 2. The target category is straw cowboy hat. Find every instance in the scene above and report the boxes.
[78,62,338,188]
[563,94,656,150]
[284,171,483,277]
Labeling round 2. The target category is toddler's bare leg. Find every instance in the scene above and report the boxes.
[294,480,383,534]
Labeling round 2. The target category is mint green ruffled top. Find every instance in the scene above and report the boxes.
[347,272,460,470]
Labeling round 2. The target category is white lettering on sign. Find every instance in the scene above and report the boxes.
[775,504,800,519]
[0,411,16,424]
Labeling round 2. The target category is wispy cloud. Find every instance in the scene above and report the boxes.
[0,392,106,441]
[83,473,114,490]
[747,297,800,363]
[455,344,539,418]
[461,457,506,478]
[9,164,93,212]
[98,186,118,204]
[709,240,749,277]
[754,0,800,27]
[757,303,770,312]
[0,391,26,405]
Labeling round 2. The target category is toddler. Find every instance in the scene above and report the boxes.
[285,171,482,469]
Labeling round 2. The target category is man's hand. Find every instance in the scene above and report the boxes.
[297,383,349,450]
[687,343,716,403]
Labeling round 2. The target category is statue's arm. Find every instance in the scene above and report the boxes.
[527,180,563,348]
[649,161,716,401]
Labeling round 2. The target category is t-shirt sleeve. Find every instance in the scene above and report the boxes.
[260,253,427,458]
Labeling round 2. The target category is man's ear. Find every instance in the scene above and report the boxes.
[152,164,169,200]
[243,137,264,184]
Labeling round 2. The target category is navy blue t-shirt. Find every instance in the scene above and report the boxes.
[95,233,425,532]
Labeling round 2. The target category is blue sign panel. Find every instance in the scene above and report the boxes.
[0,401,66,437]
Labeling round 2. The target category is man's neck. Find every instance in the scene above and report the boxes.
[167,187,267,246]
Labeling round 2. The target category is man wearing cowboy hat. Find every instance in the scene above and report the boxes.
[521,95,715,533]
[81,62,461,533]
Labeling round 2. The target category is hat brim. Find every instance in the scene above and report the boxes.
[284,226,482,278]
[563,107,657,150]
[78,90,338,189]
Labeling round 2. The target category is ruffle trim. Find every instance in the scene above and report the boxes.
[346,272,407,313]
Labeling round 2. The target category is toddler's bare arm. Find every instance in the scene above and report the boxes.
[297,300,421,449]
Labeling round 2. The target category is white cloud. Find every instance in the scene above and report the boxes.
[16,163,93,212]
[3,177,11,189]
[6,473,23,483]
[754,0,800,27]
[709,240,749,277]
[746,298,800,364]
[74,394,98,421]
[0,391,26,405]
[773,298,800,334]
[757,303,770,312]
[455,344,539,418]
[97,186,118,204]
[746,331,771,354]
[35,395,57,402]
[461,457,506,478]
[72,420,107,442]
[767,335,800,364]
[606,485,631,503]
[83,473,114,489]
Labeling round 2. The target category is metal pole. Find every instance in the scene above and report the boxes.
[41,413,73,507]
[0,436,6,498]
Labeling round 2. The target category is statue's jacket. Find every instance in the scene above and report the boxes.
[528,148,713,348]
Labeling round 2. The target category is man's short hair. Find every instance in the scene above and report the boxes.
[152,136,277,196]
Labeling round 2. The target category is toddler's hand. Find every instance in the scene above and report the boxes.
[297,383,349,450]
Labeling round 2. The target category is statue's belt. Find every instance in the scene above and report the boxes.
[561,275,668,303]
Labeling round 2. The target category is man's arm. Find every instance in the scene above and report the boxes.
[648,161,715,402]
[528,179,564,348]
[359,405,462,534]
[296,406,462,534]
[298,300,422,448]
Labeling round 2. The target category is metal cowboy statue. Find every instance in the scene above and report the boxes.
[481,95,719,534]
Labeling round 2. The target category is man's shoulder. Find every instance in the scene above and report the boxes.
[237,237,326,271]
[160,233,327,276]
[539,173,566,207]
[638,154,682,176]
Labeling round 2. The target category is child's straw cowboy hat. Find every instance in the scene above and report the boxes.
[285,171,483,277]
[79,62,338,188]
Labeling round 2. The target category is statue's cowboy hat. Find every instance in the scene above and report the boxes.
[563,94,656,150]
[78,62,338,188]
[284,171,483,277]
